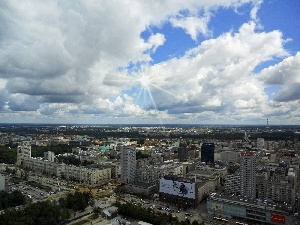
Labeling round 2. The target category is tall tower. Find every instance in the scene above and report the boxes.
[178,141,188,162]
[121,145,136,184]
[240,151,256,198]
[201,143,215,164]
[17,141,31,166]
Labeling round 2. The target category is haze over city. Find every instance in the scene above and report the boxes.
[1,0,299,125]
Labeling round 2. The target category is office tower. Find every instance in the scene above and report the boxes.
[17,141,31,166]
[201,143,214,163]
[120,145,136,184]
[0,174,5,191]
[240,151,256,198]
[178,146,189,162]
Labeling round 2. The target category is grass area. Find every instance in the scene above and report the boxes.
[25,181,51,191]
[9,176,23,184]
[71,219,90,225]
[88,214,99,220]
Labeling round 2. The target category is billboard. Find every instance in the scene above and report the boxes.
[159,178,196,199]
[270,214,285,224]
[211,203,224,211]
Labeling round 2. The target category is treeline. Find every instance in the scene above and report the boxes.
[0,200,70,225]
[0,191,93,225]
[0,190,28,210]
[117,202,204,225]
[0,144,73,164]
[0,147,17,164]
[59,191,94,212]
[31,144,73,157]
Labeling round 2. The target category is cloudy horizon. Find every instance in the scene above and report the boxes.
[0,0,299,125]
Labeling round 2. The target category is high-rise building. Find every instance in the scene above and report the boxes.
[121,145,136,184]
[178,147,189,162]
[201,143,214,163]
[17,141,31,166]
[0,174,5,191]
[240,151,256,198]
[257,138,265,149]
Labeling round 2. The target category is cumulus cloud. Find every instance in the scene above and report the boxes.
[0,0,298,124]
[170,15,211,40]
[259,52,300,102]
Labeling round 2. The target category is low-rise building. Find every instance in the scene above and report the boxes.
[207,193,295,225]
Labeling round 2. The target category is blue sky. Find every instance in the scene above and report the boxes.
[0,0,299,125]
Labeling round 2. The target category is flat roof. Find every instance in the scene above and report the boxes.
[209,193,293,214]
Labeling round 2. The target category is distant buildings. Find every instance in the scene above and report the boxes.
[17,141,111,185]
[201,143,215,164]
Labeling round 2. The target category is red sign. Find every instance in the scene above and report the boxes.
[271,214,285,224]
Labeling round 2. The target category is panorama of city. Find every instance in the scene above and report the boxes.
[0,124,300,225]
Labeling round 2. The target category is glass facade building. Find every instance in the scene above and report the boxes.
[201,143,214,163]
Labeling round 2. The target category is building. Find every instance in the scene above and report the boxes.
[257,138,265,149]
[201,143,214,164]
[240,151,256,198]
[17,141,31,166]
[121,145,136,184]
[224,172,240,194]
[17,142,111,185]
[207,193,295,225]
[178,146,188,162]
[0,174,5,191]
[135,162,183,184]
[256,162,298,205]
[159,175,197,208]
[220,151,240,164]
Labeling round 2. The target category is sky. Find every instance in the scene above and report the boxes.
[0,0,300,125]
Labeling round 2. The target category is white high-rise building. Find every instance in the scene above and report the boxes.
[121,145,136,184]
[240,151,256,198]
[257,138,265,149]
[0,174,5,191]
[17,141,31,166]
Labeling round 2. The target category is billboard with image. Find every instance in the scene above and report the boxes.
[159,178,196,199]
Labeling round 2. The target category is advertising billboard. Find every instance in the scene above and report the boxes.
[212,203,224,211]
[159,178,196,199]
[270,214,285,224]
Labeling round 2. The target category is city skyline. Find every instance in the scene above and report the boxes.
[1,1,300,125]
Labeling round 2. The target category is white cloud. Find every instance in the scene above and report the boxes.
[0,0,298,124]
[259,52,300,102]
[170,15,211,40]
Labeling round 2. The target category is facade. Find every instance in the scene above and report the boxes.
[178,147,188,162]
[136,162,183,184]
[17,142,111,185]
[256,163,298,205]
[224,173,240,194]
[240,151,256,198]
[201,143,214,163]
[17,141,31,166]
[220,151,240,164]
[121,145,136,184]
[207,193,295,225]
[257,138,265,149]
[0,174,5,191]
